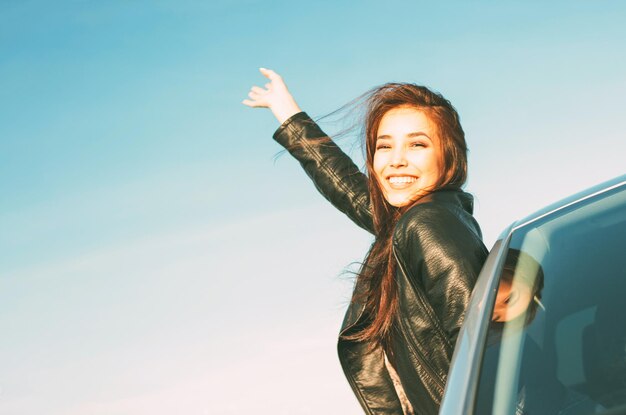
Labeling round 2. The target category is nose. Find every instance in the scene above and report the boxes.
[390,147,408,167]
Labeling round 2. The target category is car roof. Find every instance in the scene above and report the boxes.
[498,173,626,239]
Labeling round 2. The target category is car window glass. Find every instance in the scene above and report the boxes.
[474,186,626,415]
[555,306,596,387]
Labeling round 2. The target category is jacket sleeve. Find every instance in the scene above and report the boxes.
[393,205,487,347]
[273,111,374,234]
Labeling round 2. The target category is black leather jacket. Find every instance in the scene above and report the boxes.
[273,112,488,415]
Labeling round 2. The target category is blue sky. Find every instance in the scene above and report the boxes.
[1,1,625,413]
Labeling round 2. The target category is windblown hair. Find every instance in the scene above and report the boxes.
[345,83,468,349]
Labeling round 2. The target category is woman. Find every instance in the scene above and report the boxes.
[243,68,488,415]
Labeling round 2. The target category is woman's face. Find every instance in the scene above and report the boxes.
[373,106,442,207]
[492,278,533,323]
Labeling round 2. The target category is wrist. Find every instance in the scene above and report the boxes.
[273,102,302,124]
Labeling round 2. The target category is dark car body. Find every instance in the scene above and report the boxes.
[440,174,626,415]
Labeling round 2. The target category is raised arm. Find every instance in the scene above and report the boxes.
[243,68,373,233]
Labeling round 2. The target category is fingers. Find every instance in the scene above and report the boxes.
[242,96,269,107]
[247,86,267,100]
[259,67,281,81]
[251,86,267,94]
[242,68,283,109]
[242,98,262,108]
[242,86,269,108]
[247,90,262,101]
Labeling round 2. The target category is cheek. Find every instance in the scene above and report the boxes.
[410,150,441,178]
[372,153,386,180]
[427,149,442,173]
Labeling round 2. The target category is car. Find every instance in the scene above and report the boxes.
[440,174,626,415]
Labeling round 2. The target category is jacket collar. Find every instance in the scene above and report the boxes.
[405,187,474,215]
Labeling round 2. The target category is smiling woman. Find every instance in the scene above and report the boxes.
[243,69,488,415]
[373,106,443,207]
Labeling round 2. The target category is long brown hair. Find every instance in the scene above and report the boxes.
[346,83,468,348]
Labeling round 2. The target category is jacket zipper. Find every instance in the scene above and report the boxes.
[393,247,447,395]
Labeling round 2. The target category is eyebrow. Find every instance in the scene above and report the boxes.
[376,132,431,140]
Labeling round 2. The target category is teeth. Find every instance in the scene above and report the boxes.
[389,176,417,184]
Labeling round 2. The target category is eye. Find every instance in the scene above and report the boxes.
[410,142,426,148]
[376,143,391,150]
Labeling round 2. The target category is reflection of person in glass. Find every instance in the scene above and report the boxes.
[243,68,488,415]
[491,249,544,325]
[481,250,598,414]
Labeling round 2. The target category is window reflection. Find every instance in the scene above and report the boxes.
[491,249,544,324]
[474,186,626,415]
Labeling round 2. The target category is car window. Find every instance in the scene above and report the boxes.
[474,186,626,415]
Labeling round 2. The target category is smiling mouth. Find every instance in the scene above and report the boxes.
[388,176,417,184]
[387,176,418,189]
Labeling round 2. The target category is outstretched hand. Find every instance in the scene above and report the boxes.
[242,68,302,124]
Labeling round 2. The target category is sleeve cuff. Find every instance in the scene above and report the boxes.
[272,111,311,143]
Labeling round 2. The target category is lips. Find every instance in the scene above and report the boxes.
[388,176,416,184]
[387,175,418,189]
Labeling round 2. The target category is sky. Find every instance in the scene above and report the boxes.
[1,1,625,414]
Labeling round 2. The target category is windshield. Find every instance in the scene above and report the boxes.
[475,186,626,415]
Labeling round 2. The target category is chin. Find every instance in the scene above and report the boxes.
[387,196,414,207]
[385,192,425,208]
